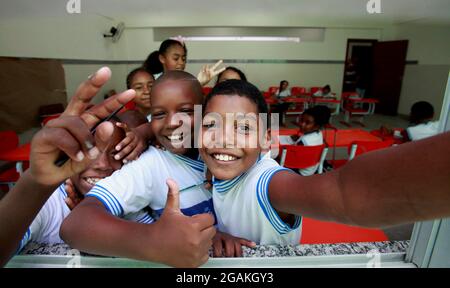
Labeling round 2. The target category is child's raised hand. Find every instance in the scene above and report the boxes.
[197,60,226,86]
[151,179,216,267]
[113,122,148,163]
[64,179,84,210]
[212,231,256,257]
[30,67,136,186]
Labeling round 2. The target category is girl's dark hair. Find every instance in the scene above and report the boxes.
[206,80,268,116]
[143,39,187,75]
[410,101,434,124]
[278,80,289,94]
[216,66,247,84]
[126,67,153,89]
[303,105,331,128]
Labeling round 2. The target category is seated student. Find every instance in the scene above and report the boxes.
[16,112,153,253]
[216,66,247,84]
[125,68,154,122]
[272,80,292,126]
[60,71,254,266]
[406,101,439,141]
[198,80,450,250]
[143,38,225,86]
[279,106,331,176]
[313,85,334,98]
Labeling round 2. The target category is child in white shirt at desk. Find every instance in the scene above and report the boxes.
[279,106,331,176]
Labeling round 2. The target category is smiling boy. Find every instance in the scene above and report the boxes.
[199,80,450,250]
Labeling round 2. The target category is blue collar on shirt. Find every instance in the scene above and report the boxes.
[212,154,263,194]
[172,153,205,173]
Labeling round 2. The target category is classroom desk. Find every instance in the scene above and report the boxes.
[311,97,341,115]
[344,98,379,122]
[0,143,31,175]
[324,129,382,147]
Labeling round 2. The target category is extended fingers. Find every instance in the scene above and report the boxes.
[81,89,136,128]
[64,67,112,117]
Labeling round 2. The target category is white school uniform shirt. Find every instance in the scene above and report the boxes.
[406,121,439,141]
[295,131,323,176]
[86,146,213,219]
[17,185,154,253]
[212,157,301,245]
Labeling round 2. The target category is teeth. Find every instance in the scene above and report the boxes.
[85,177,102,185]
[167,134,183,141]
[213,154,237,162]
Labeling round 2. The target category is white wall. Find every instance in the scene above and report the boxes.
[383,23,450,117]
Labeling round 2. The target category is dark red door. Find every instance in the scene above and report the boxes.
[372,40,409,115]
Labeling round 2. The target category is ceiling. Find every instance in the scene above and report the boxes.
[1,0,449,26]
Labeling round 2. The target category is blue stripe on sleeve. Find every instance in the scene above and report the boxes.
[15,228,31,255]
[256,167,302,235]
[86,184,124,216]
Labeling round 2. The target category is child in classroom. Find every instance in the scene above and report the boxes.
[143,38,225,86]
[313,85,334,98]
[375,101,439,142]
[197,79,450,253]
[216,66,247,84]
[60,71,255,266]
[16,111,154,253]
[278,105,331,176]
[405,101,439,141]
[125,67,154,122]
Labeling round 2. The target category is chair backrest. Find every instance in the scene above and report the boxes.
[0,131,19,151]
[348,139,395,160]
[291,86,307,96]
[280,144,328,173]
[310,87,322,94]
[202,86,213,96]
[268,86,278,95]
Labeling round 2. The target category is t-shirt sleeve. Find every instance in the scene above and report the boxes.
[255,166,302,235]
[85,152,154,216]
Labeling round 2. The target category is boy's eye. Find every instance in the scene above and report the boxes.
[180,108,194,114]
[237,125,251,133]
[152,112,165,119]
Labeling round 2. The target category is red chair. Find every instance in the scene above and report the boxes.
[279,144,328,174]
[291,86,307,96]
[202,86,213,96]
[268,86,278,96]
[310,87,322,95]
[0,131,20,190]
[348,139,395,160]
[329,139,394,170]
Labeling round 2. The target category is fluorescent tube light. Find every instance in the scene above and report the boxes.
[172,36,301,43]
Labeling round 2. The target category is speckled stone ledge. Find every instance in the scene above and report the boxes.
[20,240,409,258]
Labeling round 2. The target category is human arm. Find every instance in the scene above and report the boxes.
[269,132,450,228]
[0,67,135,266]
[197,60,226,86]
[60,179,216,267]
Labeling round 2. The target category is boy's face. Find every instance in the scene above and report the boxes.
[150,80,199,154]
[70,123,124,195]
[200,95,269,180]
[131,71,153,110]
[159,45,186,72]
[299,114,319,134]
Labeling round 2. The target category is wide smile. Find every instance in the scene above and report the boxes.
[165,133,184,142]
[208,152,241,165]
[83,177,103,187]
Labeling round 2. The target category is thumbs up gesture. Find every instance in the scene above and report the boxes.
[152,179,216,267]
